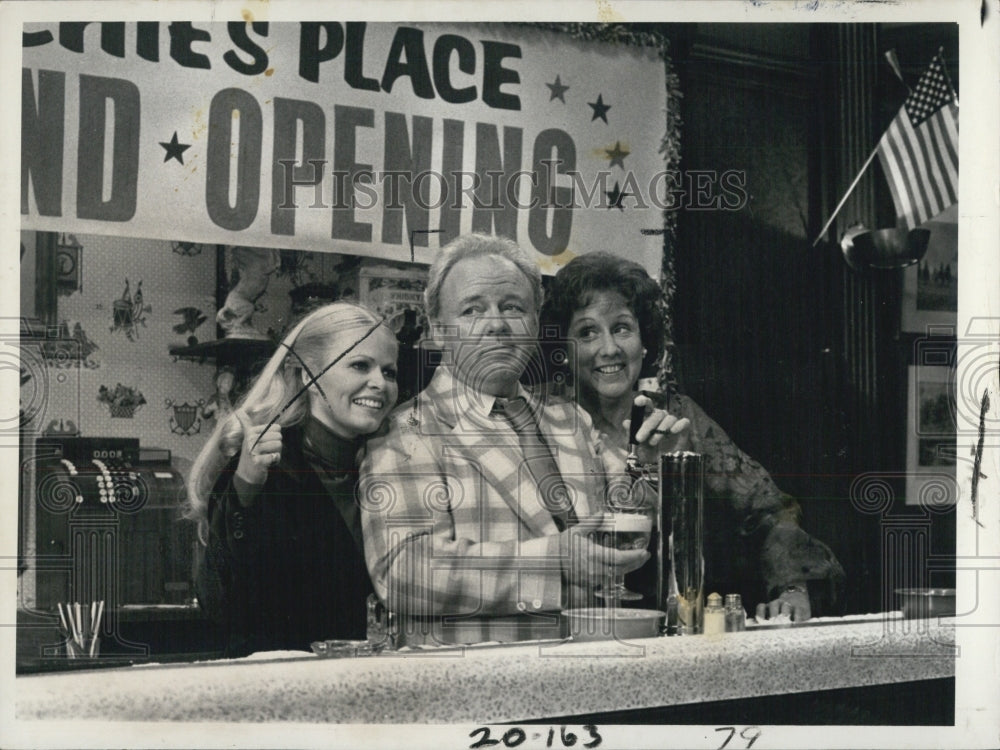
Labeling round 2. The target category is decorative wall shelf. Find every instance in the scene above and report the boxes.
[169,339,275,367]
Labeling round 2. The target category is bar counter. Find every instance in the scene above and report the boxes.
[16,614,954,724]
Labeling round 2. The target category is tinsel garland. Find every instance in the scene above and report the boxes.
[533,22,683,393]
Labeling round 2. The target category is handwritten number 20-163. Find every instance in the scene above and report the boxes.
[716,726,761,749]
[468,725,602,748]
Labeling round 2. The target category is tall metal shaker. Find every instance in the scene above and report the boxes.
[656,452,705,635]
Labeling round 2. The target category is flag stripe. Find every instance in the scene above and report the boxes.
[879,126,918,229]
[925,110,958,204]
[925,112,956,188]
[906,110,949,216]
[912,111,952,210]
[919,123,952,210]
[878,144,915,229]
[885,134,920,229]
[921,105,958,210]
[890,115,937,224]
[940,101,959,167]
[899,113,945,217]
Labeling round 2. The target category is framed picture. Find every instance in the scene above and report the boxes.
[359,264,431,402]
[902,205,957,333]
[905,364,958,506]
[358,265,429,345]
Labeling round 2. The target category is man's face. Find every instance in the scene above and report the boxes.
[431,254,539,397]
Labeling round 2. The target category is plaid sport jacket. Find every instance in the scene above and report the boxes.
[358,367,608,646]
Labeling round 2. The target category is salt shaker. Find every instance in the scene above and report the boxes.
[703,592,726,635]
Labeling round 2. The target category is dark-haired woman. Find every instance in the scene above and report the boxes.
[543,253,844,620]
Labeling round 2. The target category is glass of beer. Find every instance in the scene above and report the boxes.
[593,480,656,601]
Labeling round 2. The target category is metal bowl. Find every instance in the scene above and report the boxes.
[842,227,931,271]
[562,608,665,641]
[895,588,956,619]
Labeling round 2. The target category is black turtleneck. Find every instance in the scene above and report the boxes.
[198,416,374,656]
[301,417,366,554]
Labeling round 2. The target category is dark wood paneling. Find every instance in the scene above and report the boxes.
[669,25,878,613]
[672,36,844,479]
[665,23,959,614]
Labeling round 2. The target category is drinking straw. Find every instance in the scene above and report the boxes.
[90,600,105,656]
[66,604,81,648]
[74,603,83,646]
[66,603,74,642]
[56,602,69,635]
[81,606,89,644]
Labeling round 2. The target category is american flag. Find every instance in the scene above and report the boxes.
[876,53,958,230]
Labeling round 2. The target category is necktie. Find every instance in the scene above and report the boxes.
[494,396,578,530]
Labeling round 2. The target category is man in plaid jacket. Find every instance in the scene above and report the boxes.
[359,234,654,646]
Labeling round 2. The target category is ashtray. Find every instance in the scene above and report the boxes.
[895,588,956,619]
[310,639,375,658]
[562,608,665,642]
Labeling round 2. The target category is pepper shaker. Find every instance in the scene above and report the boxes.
[724,593,746,632]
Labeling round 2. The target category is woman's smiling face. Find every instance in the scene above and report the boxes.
[309,325,399,438]
[567,290,644,404]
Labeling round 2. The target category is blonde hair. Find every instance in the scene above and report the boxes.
[185,301,389,543]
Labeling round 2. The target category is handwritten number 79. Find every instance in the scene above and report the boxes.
[715,726,761,750]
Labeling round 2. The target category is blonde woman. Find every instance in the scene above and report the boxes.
[187,302,398,655]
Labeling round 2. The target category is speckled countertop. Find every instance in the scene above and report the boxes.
[16,615,954,724]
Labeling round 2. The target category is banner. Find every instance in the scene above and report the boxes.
[21,21,673,275]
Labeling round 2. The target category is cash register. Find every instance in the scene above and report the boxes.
[17,436,224,670]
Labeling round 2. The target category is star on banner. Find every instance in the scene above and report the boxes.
[589,94,611,123]
[546,75,570,103]
[606,181,631,211]
[605,141,629,169]
[160,132,191,164]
